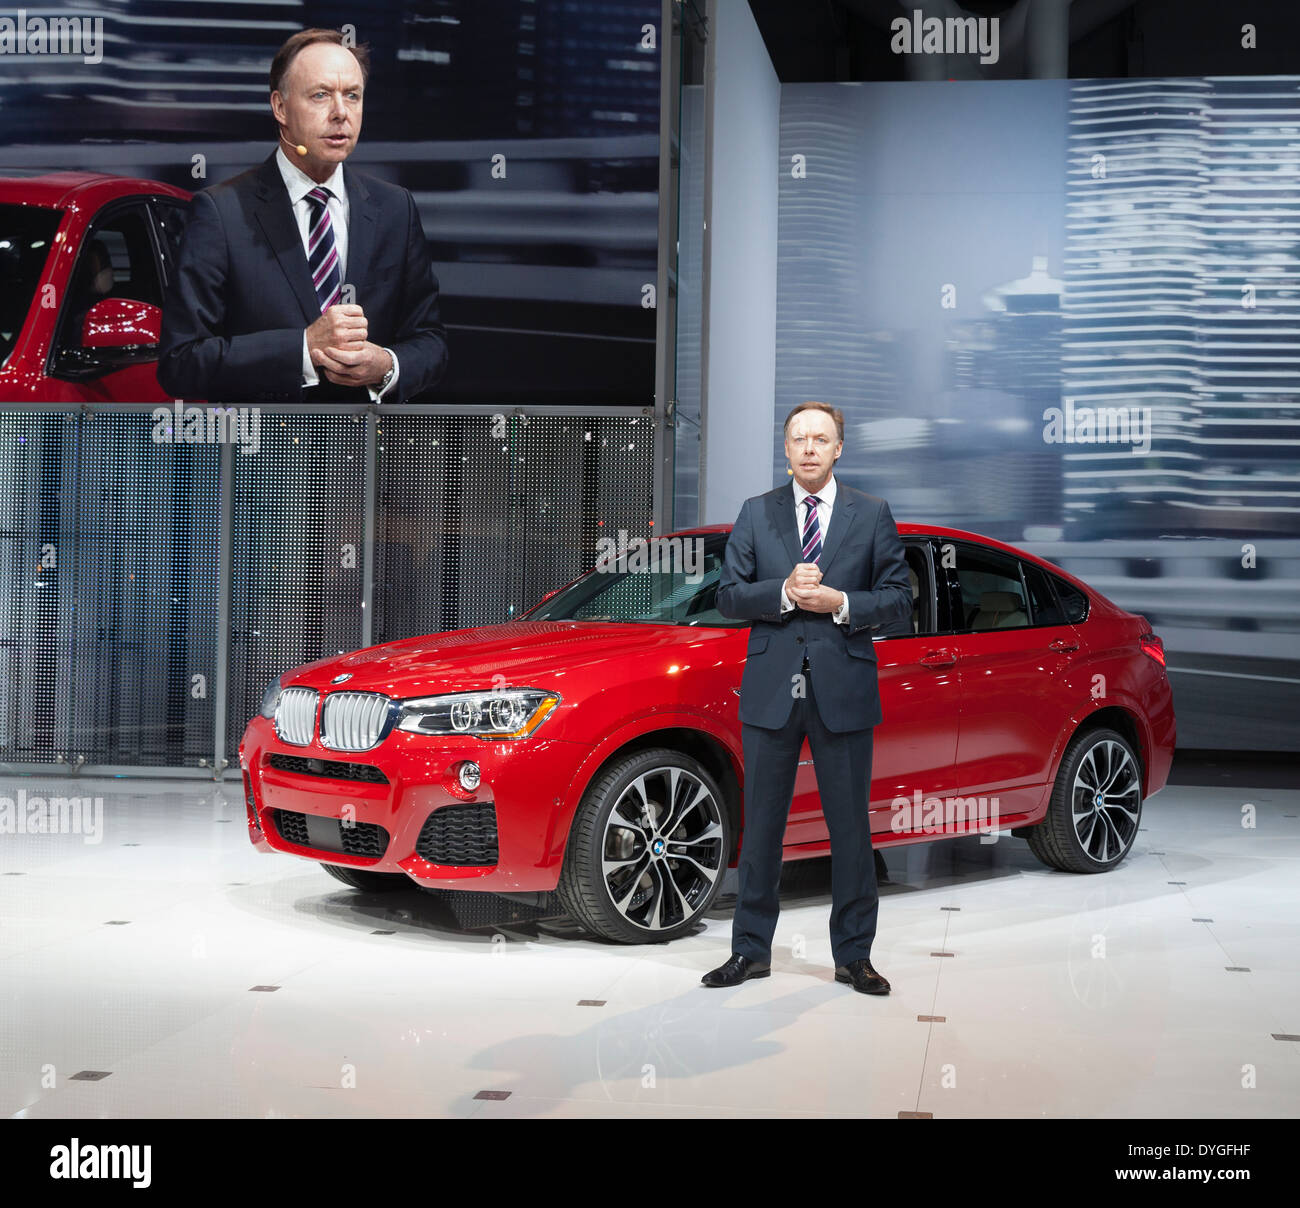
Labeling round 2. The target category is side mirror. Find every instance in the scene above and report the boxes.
[81,298,161,349]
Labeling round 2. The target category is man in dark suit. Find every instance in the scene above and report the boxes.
[703,401,912,994]
[158,28,448,404]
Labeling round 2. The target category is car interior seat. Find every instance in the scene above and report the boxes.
[969,590,1027,629]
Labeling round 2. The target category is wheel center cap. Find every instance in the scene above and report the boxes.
[651,838,665,856]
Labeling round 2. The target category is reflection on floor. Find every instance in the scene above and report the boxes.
[0,767,1296,1118]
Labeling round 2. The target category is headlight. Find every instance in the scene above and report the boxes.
[395,688,560,739]
[258,675,283,720]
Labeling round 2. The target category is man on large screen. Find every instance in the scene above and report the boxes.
[158,28,449,404]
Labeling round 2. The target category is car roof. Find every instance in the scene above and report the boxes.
[664,521,1093,591]
[0,171,191,210]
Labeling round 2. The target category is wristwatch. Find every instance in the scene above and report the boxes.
[376,351,396,395]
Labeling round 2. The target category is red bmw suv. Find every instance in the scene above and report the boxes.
[238,523,1176,944]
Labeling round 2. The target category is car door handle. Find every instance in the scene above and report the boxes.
[919,649,957,667]
[1049,639,1079,652]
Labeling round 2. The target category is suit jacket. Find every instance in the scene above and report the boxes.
[157,151,448,403]
[717,480,912,733]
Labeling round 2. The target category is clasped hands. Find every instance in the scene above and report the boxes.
[784,562,844,614]
[306,304,391,387]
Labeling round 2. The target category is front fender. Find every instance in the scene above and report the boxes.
[545,709,743,868]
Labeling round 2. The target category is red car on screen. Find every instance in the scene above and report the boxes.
[0,171,191,401]
[238,522,1176,944]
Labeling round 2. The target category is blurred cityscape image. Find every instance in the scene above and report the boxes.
[774,77,1300,749]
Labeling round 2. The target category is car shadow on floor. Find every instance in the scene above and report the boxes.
[266,831,1045,948]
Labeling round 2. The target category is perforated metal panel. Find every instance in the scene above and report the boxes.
[0,411,77,763]
[374,412,656,642]
[225,413,366,763]
[0,409,219,767]
[374,414,512,640]
[3,407,657,773]
[70,412,219,766]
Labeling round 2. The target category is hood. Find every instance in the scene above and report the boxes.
[283,620,739,698]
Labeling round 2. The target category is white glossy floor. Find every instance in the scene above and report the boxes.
[1,768,1297,1118]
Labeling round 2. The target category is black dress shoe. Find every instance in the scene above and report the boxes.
[701,953,771,987]
[834,958,890,995]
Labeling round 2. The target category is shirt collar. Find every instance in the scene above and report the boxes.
[793,472,836,509]
[276,145,346,208]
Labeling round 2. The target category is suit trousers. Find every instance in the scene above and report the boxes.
[732,658,879,967]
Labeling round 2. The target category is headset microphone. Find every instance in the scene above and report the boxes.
[279,131,308,156]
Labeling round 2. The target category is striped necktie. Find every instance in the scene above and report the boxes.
[305,185,342,312]
[801,495,822,564]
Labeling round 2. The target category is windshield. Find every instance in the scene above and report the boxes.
[528,538,746,627]
[0,203,62,366]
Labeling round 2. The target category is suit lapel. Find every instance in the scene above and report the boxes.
[775,483,804,569]
[820,488,855,573]
[251,151,322,325]
[341,163,376,304]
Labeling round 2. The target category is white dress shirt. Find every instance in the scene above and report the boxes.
[275,146,398,401]
[782,473,850,626]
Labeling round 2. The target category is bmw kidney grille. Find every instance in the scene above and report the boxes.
[321,691,392,752]
[275,687,319,746]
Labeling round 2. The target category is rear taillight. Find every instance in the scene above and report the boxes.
[1139,632,1165,667]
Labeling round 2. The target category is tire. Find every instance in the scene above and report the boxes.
[557,747,732,944]
[320,862,411,891]
[1028,726,1143,873]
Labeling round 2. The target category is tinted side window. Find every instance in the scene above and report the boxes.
[1022,562,1065,626]
[57,204,162,351]
[1051,574,1089,624]
[86,207,161,306]
[877,541,932,638]
[529,542,746,628]
[953,545,1029,631]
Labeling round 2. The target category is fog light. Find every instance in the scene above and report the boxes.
[457,761,481,791]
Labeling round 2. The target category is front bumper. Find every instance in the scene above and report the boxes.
[239,716,591,892]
